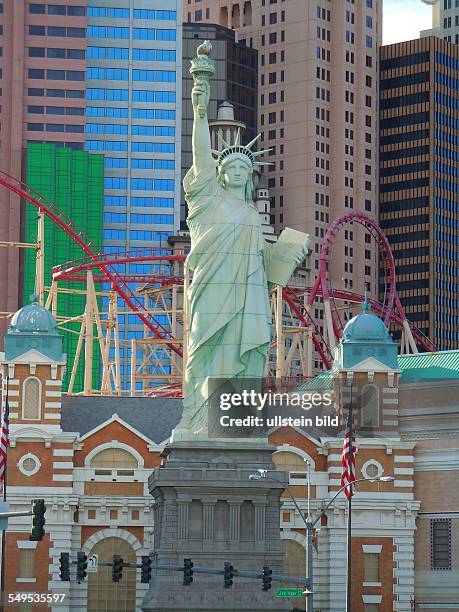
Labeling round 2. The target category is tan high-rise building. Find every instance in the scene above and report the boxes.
[0,1,87,336]
[185,0,382,316]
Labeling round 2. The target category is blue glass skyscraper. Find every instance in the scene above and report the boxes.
[85,1,183,388]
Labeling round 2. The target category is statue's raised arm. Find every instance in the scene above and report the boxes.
[190,41,215,174]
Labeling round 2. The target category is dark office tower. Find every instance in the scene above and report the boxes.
[181,22,257,226]
[380,36,459,350]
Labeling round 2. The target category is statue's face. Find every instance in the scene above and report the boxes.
[222,158,251,189]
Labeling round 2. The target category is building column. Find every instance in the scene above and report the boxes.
[177,500,190,541]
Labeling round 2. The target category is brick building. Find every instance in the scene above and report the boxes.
[1,299,458,611]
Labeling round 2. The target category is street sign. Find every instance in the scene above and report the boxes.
[87,554,99,573]
[276,588,304,598]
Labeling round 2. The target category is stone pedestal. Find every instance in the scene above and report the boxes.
[141,440,293,612]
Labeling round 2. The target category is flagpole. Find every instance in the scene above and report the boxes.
[0,377,8,612]
[346,387,353,612]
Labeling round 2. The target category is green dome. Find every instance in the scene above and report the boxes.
[342,301,389,342]
[9,295,58,335]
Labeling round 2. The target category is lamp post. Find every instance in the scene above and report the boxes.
[249,470,394,612]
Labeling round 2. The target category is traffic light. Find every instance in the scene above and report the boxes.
[29,499,46,542]
[223,562,234,589]
[262,566,272,591]
[59,553,70,582]
[183,558,193,586]
[112,555,124,583]
[76,551,88,583]
[140,555,152,584]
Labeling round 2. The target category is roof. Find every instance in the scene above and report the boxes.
[398,350,459,383]
[297,349,459,390]
[61,396,182,444]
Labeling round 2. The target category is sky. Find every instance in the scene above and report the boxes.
[383,0,433,45]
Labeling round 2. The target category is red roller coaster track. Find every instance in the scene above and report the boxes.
[0,173,435,375]
[0,171,183,357]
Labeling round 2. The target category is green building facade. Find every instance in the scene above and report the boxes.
[24,143,104,392]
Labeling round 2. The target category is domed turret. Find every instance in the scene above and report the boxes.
[342,301,390,343]
[9,295,58,336]
[4,295,63,362]
[334,299,398,370]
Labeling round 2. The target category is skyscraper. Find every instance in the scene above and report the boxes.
[0,1,87,336]
[0,2,184,389]
[184,0,382,310]
[181,21,257,226]
[421,0,459,43]
[23,142,104,392]
[85,2,183,388]
[379,36,459,350]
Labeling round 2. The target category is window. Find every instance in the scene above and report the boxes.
[431,520,451,569]
[90,447,139,476]
[22,377,41,420]
[361,384,379,428]
[364,553,380,582]
[28,47,45,57]
[48,4,66,15]
[19,549,35,579]
[273,451,308,481]
[29,3,45,14]
[269,12,277,24]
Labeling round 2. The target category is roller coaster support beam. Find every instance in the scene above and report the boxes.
[35,213,45,306]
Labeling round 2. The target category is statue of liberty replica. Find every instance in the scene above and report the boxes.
[142,42,306,612]
[175,41,308,437]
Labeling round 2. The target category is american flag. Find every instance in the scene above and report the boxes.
[0,382,9,490]
[341,409,356,500]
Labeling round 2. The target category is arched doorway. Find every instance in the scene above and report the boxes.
[86,537,137,611]
[282,539,307,610]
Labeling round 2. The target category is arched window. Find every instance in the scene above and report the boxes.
[361,384,379,428]
[90,447,138,479]
[90,448,138,469]
[22,377,41,420]
[273,451,308,481]
[87,537,136,611]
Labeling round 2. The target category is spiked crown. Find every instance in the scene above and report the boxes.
[212,130,272,170]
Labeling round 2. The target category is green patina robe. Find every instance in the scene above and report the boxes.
[181,164,271,432]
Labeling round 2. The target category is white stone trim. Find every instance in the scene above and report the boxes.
[82,527,143,555]
[79,413,156,448]
[45,380,62,386]
[53,449,74,457]
[8,401,18,408]
[53,462,73,470]
[280,529,306,549]
[44,414,60,420]
[362,544,382,553]
[8,390,19,397]
[17,453,41,477]
[44,402,61,408]
[84,441,145,469]
[394,480,414,488]
[16,578,37,583]
[17,540,38,550]
[382,398,399,404]
[362,594,382,604]
[394,455,414,463]
[52,474,73,482]
[9,413,18,419]
[7,379,19,386]
[274,444,316,471]
[394,467,414,476]
[362,581,381,587]
[45,391,61,397]
[360,460,383,481]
